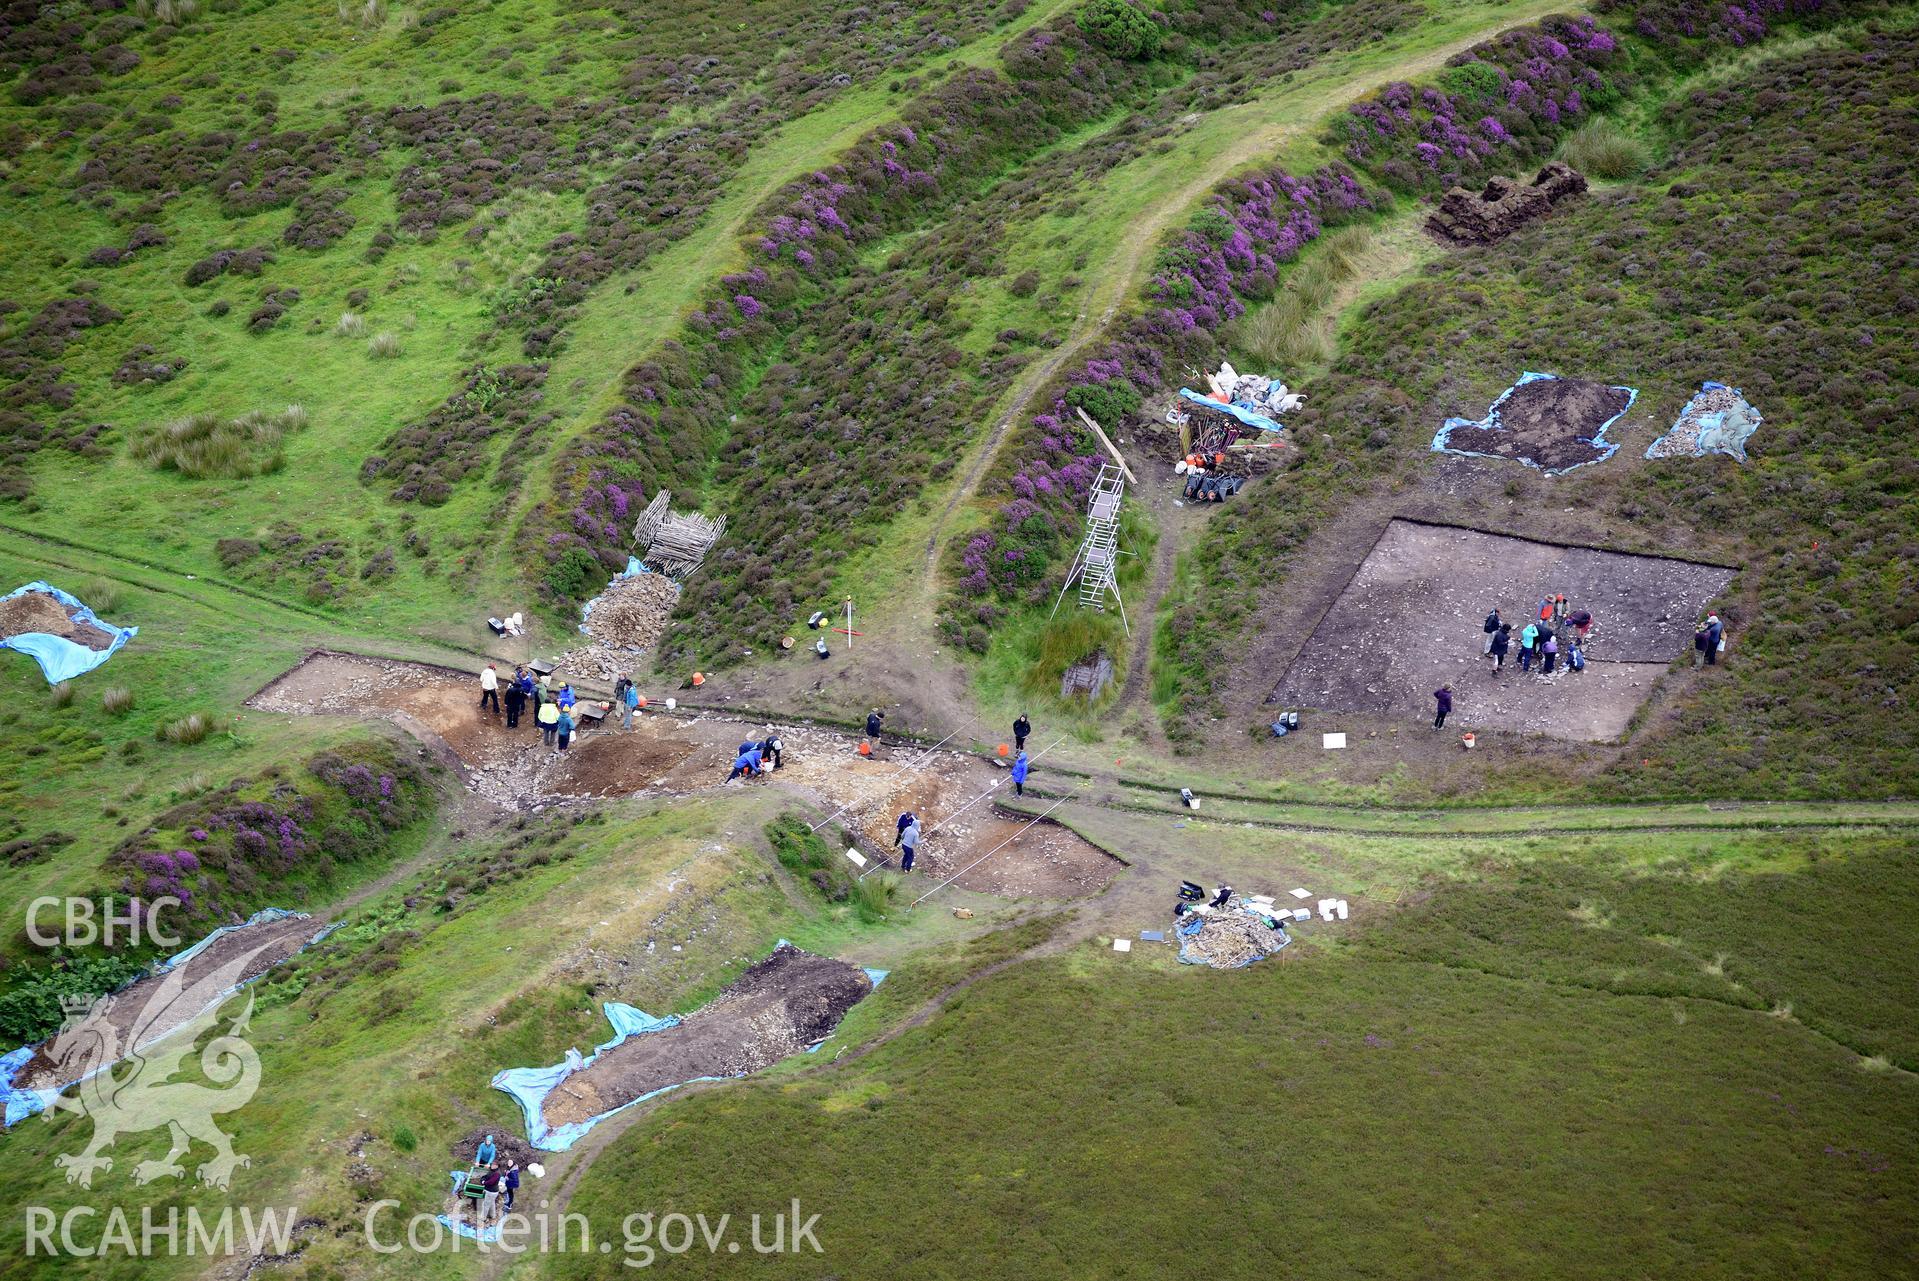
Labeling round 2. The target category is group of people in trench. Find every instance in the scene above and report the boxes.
[478,663,648,755]
[1432,601,1729,731]
[456,1134,522,1228]
[1480,595,1595,681]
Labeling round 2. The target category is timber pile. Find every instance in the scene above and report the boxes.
[583,572,679,651]
[631,491,726,579]
[1181,911,1288,968]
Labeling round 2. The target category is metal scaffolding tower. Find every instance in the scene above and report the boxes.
[1050,460,1129,632]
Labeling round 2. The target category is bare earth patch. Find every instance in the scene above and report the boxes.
[249,652,1120,898]
[542,945,871,1130]
[1436,373,1632,474]
[1271,520,1734,742]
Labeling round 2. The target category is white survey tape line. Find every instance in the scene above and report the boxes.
[859,734,1070,879]
[805,723,968,834]
[907,788,1080,908]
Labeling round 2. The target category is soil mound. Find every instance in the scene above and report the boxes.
[15,914,320,1090]
[541,945,872,1129]
[1440,374,1631,473]
[1427,162,1586,246]
[0,591,117,650]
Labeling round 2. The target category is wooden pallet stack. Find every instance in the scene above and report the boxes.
[630,491,726,580]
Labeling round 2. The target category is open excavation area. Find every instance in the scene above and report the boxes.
[2,5,1915,1280]
[1273,521,1735,740]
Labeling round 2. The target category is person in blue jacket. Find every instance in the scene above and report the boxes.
[1010,750,1030,797]
[727,747,763,782]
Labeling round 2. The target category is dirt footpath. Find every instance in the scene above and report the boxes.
[1271,520,1734,742]
[249,652,1121,899]
[543,945,871,1129]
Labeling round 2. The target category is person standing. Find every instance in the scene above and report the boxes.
[1482,608,1502,655]
[621,677,640,730]
[555,707,575,753]
[898,816,922,873]
[866,709,884,741]
[479,1164,502,1225]
[1489,623,1511,673]
[480,664,500,717]
[1518,621,1538,674]
[503,674,526,729]
[1552,595,1569,629]
[1541,634,1559,676]
[1010,749,1030,797]
[1433,685,1453,730]
[538,697,560,747]
[503,1162,521,1214]
[894,811,917,847]
[1704,612,1724,665]
[1013,713,1031,752]
[517,668,538,729]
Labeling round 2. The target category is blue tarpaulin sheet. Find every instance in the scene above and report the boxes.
[493,950,886,1152]
[1175,912,1289,969]
[1646,381,1761,462]
[0,908,324,1127]
[1431,371,1635,476]
[1179,388,1285,435]
[1,582,136,684]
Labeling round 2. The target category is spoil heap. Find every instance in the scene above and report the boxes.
[1426,162,1587,246]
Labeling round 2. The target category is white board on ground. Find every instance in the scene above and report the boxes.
[1336,900,1350,920]
[844,848,867,868]
[1112,938,1132,953]
[1290,887,1311,900]
[1292,908,1311,922]
[1322,732,1347,750]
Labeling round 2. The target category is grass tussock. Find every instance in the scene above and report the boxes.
[101,687,133,715]
[338,0,388,28]
[1226,226,1375,370]
[49,682,74,709]
[333,311,367,338]
[367,331,403,359]
[134,406,308,479]
[80,577,121,615]
[156,711,220,745]
[1560,118,1650,180]
[136,0,200,23]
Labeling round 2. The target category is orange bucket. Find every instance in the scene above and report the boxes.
[636,697,648,709]
[996,743,1010,758]
[1461,733,1477,750]
[858,740,872,757]
[691,672,705,687]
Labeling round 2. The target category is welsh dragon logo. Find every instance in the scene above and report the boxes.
[32,935,277,1190]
